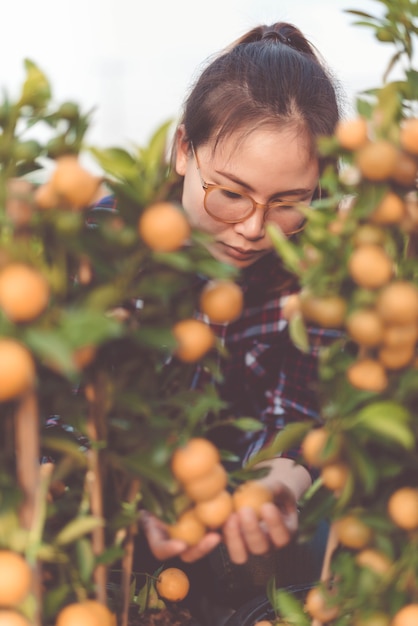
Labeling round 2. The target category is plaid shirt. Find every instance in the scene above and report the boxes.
[191,253,341,467]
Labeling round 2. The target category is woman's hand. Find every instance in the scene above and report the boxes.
[221,481,299,564]
[140,510,222,562]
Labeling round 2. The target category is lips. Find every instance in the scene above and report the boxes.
[218,242,263,260]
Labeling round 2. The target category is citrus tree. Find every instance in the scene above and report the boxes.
[0,60,248,626]
[254,1,418,625]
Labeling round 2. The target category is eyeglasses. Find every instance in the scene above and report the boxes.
[191,144,310,235]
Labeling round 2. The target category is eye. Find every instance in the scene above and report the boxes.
[219,188,245,201]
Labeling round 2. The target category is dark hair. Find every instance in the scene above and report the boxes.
[177,22,341,160]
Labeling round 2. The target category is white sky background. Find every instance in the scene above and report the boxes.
[1,0,393,151]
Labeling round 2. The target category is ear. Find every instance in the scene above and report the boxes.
[174,125,190,176]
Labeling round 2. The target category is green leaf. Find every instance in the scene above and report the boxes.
[267,224,302,273]
[245,422,313,467]
[275,587,310,626]
[231,417,264,432]
[54,516,104,546]
[288,312,309,353]
[19,59,51,108]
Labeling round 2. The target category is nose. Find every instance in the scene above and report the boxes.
[234,206,266,240]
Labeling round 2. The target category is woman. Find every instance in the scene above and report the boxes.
[138,21,342,623]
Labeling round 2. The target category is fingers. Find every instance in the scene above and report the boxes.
[180,532,222,563]
[140,511,187,561]
[260,501,298,548]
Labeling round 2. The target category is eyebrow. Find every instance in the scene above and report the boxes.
[213,168,314,198]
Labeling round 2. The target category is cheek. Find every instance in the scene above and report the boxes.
[181,185,226,236]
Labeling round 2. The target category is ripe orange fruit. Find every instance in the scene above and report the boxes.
[348,244,393,289]
[335,116,369,151]
[172,318,215,362]
[0,339,36,402]
[232,481,273,517]
[156,567,190,602]
[392,604,418,626]
[346,358,388,392]
[335,514,373,549]
[199,279,244,324]
[299,292,347,328]
[0,551,32,606]
[138,201,191,252]
[356,140,398,181]
[55,601,111,626]
[345,308,384,347]
[34,182,60,210]
[387,487,418,530]
[171,437,220,484]
[0,611,30,626]
[321,462,350,492]
[194,490,233,529]
[0,263,49,323]
[370,191,406,224]
[376,281,418,325]
[253,622,273,626]
[400,117,418,155]
[48,155,102,210]
[355,548,392,576]
[168,509,207,546]
[391,151,418,187]
[301,427,340,467]
[184,463,228,503]
[378,343,415,370]
[81,600,114,626]
[382,323,418,349]
[304,586,339,623]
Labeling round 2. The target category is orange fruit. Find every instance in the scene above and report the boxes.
[304,586,339,623]
[370,191,406,224]
[355,548,392,576]
[387,487,418,530]
[0,263,49,323]
[299,291,347,328]
[335,116,369,151]
[356,140,398,181]
[253,622,273,626]
[390,151,418,187]
[0,551,32,606]
[347,358,388,392]
[81,600,114,626]
[0,611,30,626]
[194,490,233,529]
[34,182,60,210]
[49,155,102,210]
[400,117,418,155]
[55,601,108,626]
[352,224,386,247]
[138,201,191,252]
[376,281,418,325]
[0,339,36,402]
[321,462,350,492]
[171,437,220,484]
[232,481,273,517]
[199,279,243,324]
[335,514,373,549]
[168,508,206,545]
[392,604,418,626]
[301,427,340,468]
[184,463,228,503]
[172,318,215,362]
[378,343,415,370]
[156,567,190,602]
[382,323,418,348]
[345,308,384,347]
[348,244,393,289]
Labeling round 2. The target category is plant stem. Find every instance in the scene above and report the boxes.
[120,479,141,626]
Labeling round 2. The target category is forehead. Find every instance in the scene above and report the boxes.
[200,126,318,188]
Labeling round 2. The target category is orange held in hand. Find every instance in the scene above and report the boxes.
[138,201,191,252]
[171,437,220,484]
[156,567,190,602]
[0,263,49,323]
[167,509,206,546]
[232,480,273,517]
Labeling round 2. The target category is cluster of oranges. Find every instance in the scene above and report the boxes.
[168,437,273,545]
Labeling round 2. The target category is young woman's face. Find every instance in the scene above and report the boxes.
[175,126,319,269]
